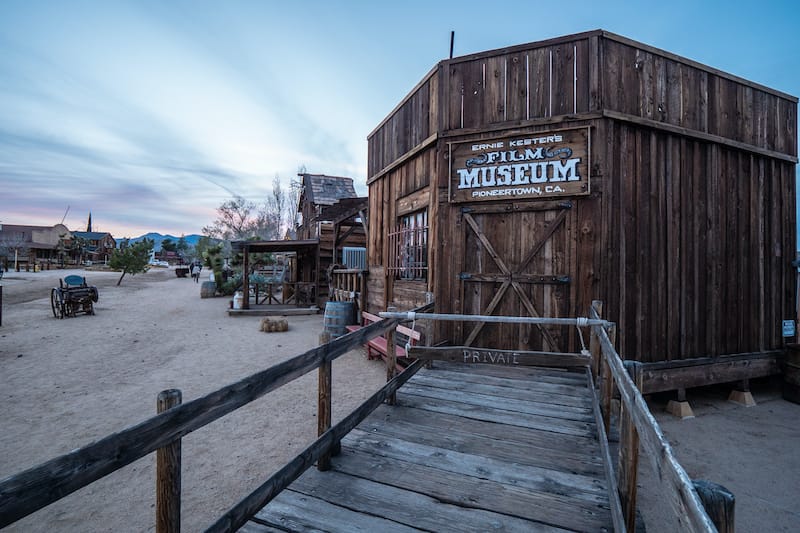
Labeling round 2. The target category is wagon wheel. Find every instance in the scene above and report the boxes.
[50,288,65,319]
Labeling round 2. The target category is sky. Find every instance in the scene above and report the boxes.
[1,0,798,239]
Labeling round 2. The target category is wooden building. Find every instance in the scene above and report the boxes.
[366,29,797,385]
[0,223,71,269]
[71,231,116,264]
[296,173,367,298]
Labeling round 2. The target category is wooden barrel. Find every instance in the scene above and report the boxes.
[323,301,354,338]
[783,344,800,404]
[200,281,216,299]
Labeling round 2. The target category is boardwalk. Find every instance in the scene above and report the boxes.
[242,362,614,532]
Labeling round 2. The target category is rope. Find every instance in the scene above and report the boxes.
[576,318,589,355]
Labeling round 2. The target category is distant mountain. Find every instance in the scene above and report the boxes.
[126,233,204,251]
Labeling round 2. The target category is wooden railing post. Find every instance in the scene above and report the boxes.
[601,323,616,433]
[618,361,642,531]
[386,306,397,405]
[317,331,333,471]
[156,389,182,533]
[693,479,735,533]
[589,301,603,379]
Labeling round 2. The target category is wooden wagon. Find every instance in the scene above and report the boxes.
[50,275,98,319]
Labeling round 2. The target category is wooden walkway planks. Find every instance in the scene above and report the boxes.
[244,363,614,532]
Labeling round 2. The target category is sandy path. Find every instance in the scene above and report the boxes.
[0,268,385,532]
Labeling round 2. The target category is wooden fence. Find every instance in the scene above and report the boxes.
[589,300,733,532]
[0,310,429,531]
[328,268,367,314]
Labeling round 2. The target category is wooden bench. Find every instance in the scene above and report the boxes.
[345,311,421,362]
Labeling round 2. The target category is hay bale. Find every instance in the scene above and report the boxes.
[259,317,288,332]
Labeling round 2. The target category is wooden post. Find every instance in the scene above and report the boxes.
[589,301,603,379]
[156,389,182,533]
[618,362,642,531]
[386,306,397,405]
[242,249,250,310]
[601,323,616,433]
[357,271,366,322]
[317,331,333,471]
[693,479,735,533]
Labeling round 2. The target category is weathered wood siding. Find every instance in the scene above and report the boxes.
[601,35,797,156]
[368,69,438,178]
[367,147,436,312]
[443,37,593,130]
[595,119,796,361]
[367,29,797,362]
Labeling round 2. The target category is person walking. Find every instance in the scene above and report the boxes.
[191,262,202,283]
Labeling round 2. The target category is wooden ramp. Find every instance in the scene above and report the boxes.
[242,363,614,532]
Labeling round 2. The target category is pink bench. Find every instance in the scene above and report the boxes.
[345,311,421,362]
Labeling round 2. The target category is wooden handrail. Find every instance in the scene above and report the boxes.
[0,317,401,528]
[206,359,425,532]
[589,301,717,532]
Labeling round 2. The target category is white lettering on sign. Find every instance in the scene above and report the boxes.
[457,141,581,190]
[457,159,580,189]
[462,349,520,365]
[450,128,589,203]
[471,141,505,151]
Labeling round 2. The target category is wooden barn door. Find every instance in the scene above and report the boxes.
[458,201,573,352]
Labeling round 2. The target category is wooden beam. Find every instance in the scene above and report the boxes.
[156,389,182,533]
[242,248,250,309]
[409,346,590,368]
[586,369,626,532]
[603,109,797,163]
[367,133,438,184]
[618,362,642,530]
[334,225,358,248]
[358,209,369,243]
[396,188,430,217]
[317,332,332,471]
[637,352,782,394]
[692,479,735,533]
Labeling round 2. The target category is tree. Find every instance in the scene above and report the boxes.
[161,238,177,252]
[285,176,303,237]
[70,235,89,265]
[202,196,259,240]
[56,233,70,267]
[109,239,153,285]
[176,235,189,253]
[0,232,28,270]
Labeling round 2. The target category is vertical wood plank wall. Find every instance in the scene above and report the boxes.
[367,30,797,362]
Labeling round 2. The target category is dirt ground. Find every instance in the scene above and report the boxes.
[1,267,799,532]
[637,378,800,532]
[0,267,386,532]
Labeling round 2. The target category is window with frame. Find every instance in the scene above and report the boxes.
[388,209,428,280]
